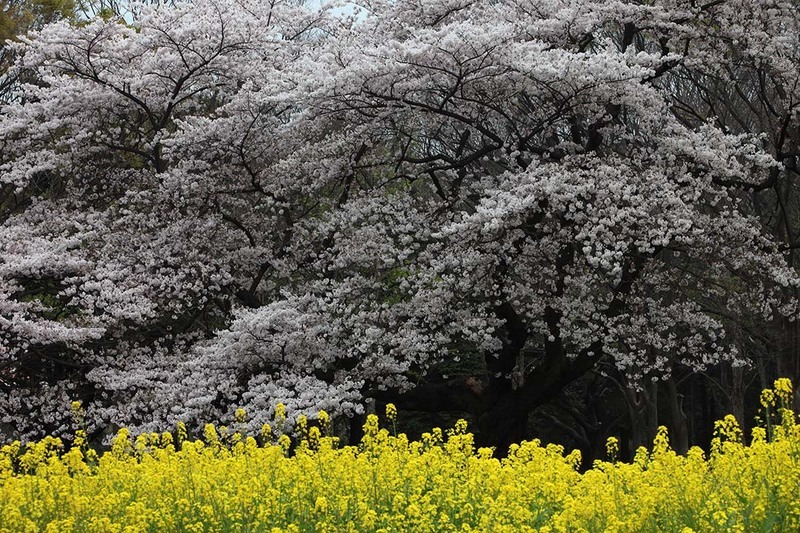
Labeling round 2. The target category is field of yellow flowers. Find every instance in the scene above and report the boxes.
[2,380,800,533]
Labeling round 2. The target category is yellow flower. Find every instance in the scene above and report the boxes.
[275,403,287,423]
[751,426,767,443]
[110,428,131,456]
[204,424,219,446]
[363,414,379,437]
[278,434,291,455]
[761,389,776,408]
[714,414,742,443]
[309,427,321,447]
[775,378,793,403]
[315,496,328,513]
[74,429,86,448]
[234,408,247,424]
[3,380,799,533]
[175,421,188,443]
[385,403,397,421]
[605,436,619,460]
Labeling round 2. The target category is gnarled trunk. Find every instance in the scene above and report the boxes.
[665,376,689,455]
[477,302,529,454]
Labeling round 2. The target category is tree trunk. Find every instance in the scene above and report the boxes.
[478,302,529,454]
[665,375,689,454]
[476,343,602,455]
[624,382,655,453]
[777,311,800,412]
[372,376,484,416]
[729,364,746,432]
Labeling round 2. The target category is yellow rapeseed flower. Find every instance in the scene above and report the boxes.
[606,436,619,460]
[176,421,188,444]
[275,403,287,423]
[775,378,793,402]
[761,389,776,408]
[1,381,799,532]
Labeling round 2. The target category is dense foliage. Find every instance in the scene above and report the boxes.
[1,0,800,450]
[1,380,799,532]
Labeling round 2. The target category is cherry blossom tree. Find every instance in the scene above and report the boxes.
[0,0,345,437]
[0,0,78,105]
[1,0,798,450]
[287,0,800,449]
[664,0,800,417]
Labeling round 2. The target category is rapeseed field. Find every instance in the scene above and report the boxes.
[1,379,799,532]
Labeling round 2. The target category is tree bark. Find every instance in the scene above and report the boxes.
[665,376,689,454]
[777,311,800,412]
[477,302,530,453]
[476,344,602,455]
[477,253,646,454]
